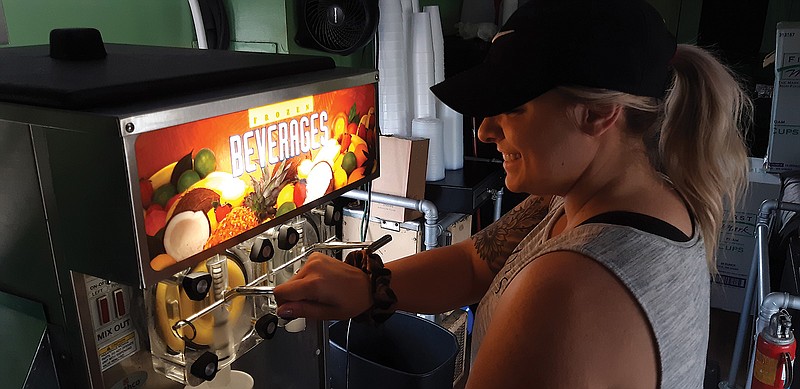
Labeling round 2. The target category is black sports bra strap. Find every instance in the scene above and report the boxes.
[579,211,691,242]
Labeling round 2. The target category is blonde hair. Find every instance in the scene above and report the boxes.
[558,44,751,270]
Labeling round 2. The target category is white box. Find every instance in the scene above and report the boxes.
[712,158,782,312]
[766,22,800,173]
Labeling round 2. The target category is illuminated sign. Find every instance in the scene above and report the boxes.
[135,84,376,271]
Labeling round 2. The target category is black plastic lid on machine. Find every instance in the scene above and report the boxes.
[0,28,335,109]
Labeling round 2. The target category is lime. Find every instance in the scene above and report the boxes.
[177,170,201,193]
[194,148,216,178]
[341,152,357,175]
[153,184,178,207]
[276,201,296,217]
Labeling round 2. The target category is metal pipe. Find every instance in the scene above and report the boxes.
[342,189,441,250]
[492,188,504,222]
[187,0,208,49]
[722,200,800,388]
[759,292,800,326]
[722,200,778,389]
[755,200,778,317]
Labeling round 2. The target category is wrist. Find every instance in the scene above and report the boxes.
[344,249,397,325]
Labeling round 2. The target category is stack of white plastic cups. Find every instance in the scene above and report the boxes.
[412,117,446,181]
[410,12,436,120]
[426,5,464,170]
[377,0,410,136]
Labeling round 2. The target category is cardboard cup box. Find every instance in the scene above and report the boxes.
[712,158,782,312]
[370,135,429,222]
[766,22,800,173]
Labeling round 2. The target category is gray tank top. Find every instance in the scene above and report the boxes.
[471,198,709,388]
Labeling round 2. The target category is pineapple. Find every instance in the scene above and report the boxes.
[243,162,296,221]
[203,162,297,249]
[204,206,260,249]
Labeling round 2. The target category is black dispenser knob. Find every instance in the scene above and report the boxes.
[277,225,299,250]
[255,313,280,339]
[190,351,219,381]
[324,203,342,226]
[182,272,212,301]
[49,28,107,60]
[250,237,275,262]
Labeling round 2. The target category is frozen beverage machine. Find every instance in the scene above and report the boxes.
[0,33,379,389]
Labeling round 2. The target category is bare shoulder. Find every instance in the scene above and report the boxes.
[471,195,552,273]
[466,251,657,389]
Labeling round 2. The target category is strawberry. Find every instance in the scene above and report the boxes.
[215,203,233,221]
[140,178,154,208]
[294,180,308,207]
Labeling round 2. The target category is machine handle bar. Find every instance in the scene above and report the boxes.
[171,235,393,339]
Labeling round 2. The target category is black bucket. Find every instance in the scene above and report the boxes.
[328,312,458,389]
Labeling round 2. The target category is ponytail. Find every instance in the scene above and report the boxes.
[557,44,752,270]
[661,44,751,268]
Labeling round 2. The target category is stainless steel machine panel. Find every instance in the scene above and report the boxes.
[0,45,379,388]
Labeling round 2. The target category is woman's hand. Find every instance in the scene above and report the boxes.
[273,252,372,320]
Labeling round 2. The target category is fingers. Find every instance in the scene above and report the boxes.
[292,251,336,278]
[273,253,372,320]
[274,275,322,305]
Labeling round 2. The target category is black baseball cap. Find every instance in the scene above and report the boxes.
[430,0,677,118]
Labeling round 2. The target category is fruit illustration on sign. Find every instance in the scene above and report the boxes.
[243,162,295,222]
[348,166,366,185]
[357,107,375,139]
[193,148,216,178]
[296,159,314,180]
[145,148,247,269]
[341,152,357,175]
[152,184,178,208]
[141,90,378,271]
[293,180,307,207]
[205,206,260,249]
[148,161,178,193]
[145,204,168,237]
[161,188,220,261]
[140,178,154,208]
[163,211,210,261]
[177,170,201,193]
[331,112,349,140]
[305,161,334,203]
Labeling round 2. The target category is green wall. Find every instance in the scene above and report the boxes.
[226,0,288,53]
[3,0,798,55]
[1,0,196,47]
[0,0,375,67]
[5,0,793,69]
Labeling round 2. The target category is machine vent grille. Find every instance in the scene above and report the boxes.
[441,309,469,385]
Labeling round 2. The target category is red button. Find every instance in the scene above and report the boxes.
[96,296,110,325]
[113,289,126,318]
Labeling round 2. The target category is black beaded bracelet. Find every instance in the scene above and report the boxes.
[344,249,397,324]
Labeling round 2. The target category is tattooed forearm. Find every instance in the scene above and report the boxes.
[472,195,551,273]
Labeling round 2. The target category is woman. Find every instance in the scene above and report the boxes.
[274,0,752,387]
